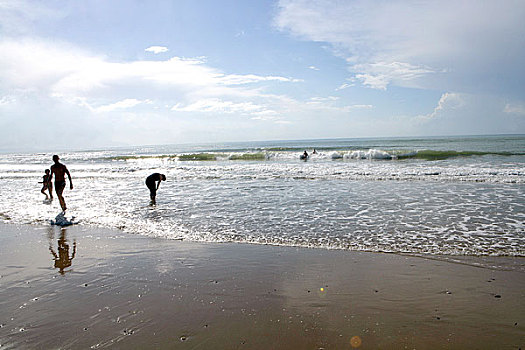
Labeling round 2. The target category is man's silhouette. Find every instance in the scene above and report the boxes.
[49,155,73,212]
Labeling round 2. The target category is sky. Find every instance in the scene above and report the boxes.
[1,0,524,151]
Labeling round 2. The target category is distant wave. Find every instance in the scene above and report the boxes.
[101,149,525,162]
[399,150,524,160]
[103,152,268,161]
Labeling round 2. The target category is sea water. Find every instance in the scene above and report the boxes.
[0,135,523,257]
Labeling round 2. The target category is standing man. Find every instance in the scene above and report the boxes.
[50,155,73,212]
[145,173,166,205]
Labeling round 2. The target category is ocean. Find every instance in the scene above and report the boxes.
[1,135,524,257]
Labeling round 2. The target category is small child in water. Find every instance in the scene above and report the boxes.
[40,169,53,200]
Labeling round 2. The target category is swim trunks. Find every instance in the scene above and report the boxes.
[55,180,66,194]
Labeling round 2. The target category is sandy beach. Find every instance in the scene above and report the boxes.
[0,222,523,349]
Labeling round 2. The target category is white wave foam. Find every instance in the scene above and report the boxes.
[0,144,524,258]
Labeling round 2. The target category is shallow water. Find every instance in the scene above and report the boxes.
[0,135,524,256]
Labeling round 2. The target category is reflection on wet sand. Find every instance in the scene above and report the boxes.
[48,228,76,275]
[1,224,523,349]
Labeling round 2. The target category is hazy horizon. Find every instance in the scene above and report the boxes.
[2,133,523,154]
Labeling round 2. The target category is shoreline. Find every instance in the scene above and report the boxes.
[1,222,524,349]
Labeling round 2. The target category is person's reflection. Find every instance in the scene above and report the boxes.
[49,228,76,275]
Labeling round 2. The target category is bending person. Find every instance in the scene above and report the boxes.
[145,173,166,204]
[49,155,73,212]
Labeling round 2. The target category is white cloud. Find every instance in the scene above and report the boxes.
[335,82,353,91]
[421,92,464,120]
[172,98,290,124]
[251,110,281,119]
[95,98,149,113]
[309,96,338,102]
[0,95,16,105]
[308,66,319,71]
[504,103,525,116]
[404,92,524,136]
[275,0,525,93]
[171,98,268,115]
[306,96,372,112]
[1,35,384,149]
[218,74,302,85]
[0,37,312,149]
[0,38,301,105]
[349,104,373,109]
[354,62,436,90]
[145,46,169,54]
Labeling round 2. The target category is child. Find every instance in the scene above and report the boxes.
[40,169,53,200]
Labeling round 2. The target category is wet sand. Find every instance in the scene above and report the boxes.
[0,223,524,349]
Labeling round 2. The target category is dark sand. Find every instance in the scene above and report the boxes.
[0,223,524,349]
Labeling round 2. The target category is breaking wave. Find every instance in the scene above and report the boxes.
[100,149,525,162]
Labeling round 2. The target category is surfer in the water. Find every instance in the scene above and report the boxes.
[146,173,166,205]
[49,155,73,212]
[301,150,309,160]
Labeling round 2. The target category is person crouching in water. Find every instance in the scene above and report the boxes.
[40,169,53,200]
[146,173,166,205]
